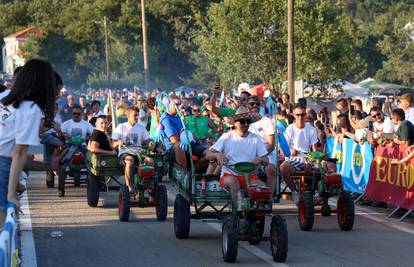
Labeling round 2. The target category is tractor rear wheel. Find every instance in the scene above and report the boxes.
[174,194,191,239]
[87,173,100,207]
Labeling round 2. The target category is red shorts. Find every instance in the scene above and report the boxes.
[220,172,260,188]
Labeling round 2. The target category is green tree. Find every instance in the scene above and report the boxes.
[194,0,364,89]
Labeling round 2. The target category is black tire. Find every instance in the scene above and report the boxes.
[222,215,239,263]
[270,215,288,262]
[46,171,55,188]
[87,173,100,207]
[74,172,81,187]
[118,185,130,222]
[298,192,314,231]
[155,185,168,221]
[57,167,66,197]
[337,192,355,231]
[256,216,265,239]
[321,199,332,217]
[249,217,265,245]
[173,194,191,239]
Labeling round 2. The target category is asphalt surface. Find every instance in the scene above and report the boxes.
[23,169,414,267]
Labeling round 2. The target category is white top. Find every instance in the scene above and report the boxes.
[0,100,42,157]
[284,124,318,153]
[355,128,367,141]
[138,109,148,128]
[373,116,395,134]
[92,110,105,118]
[210,131,267,175]
[405,107,414,125]
[112,122,149,156]
[61,119,94,139]
[249,116,274,145]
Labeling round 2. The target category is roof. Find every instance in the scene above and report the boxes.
[4,26,42,39]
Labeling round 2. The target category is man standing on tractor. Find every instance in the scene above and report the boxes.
[206,106,269,205]
[187,104,217,148]
[112,107,153,193]
[279,103,319,203]
[158,98,207,171]
[246,96,277,196]
[60,105,94,141]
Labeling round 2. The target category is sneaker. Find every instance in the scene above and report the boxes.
[291,191,300,205]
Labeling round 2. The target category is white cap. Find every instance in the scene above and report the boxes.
[60,87,67,93]
[238,82,250,91]
[123,88,128,92]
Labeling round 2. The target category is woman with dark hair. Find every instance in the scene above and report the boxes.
[330,114,355,144]
[0,59,57,224]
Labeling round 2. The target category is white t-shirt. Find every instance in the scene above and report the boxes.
[249,116,274,145]
[61,119,94,139]
[373,116,395,134]
[210,131,268,175]
[138,109,148,128]
[284,124,318,153]
[0,100,42,157]
[405,107,414,125]
[355,128,367,141]
[112,122,149,156]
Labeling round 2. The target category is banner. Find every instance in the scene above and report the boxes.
[364,145,414,210]
[326,137,373,193]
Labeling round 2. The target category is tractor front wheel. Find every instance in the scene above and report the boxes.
[222,215,239,263]
[270,215,288,262]
[118,185,131,222]
[337,192,355,231]
[298,192,314,231]
[155,185,168,221]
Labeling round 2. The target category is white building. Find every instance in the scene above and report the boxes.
[2,27,41,75]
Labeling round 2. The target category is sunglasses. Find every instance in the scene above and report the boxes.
[73,112,81,116]
[294,113,306,117]
[248,102,261,107]
[236,119,252,125]
[193,109,200,112]
[372,113,381,119]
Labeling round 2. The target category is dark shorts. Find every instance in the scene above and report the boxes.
[191,142,206,158]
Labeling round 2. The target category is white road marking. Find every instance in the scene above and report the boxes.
[166,187,289,267]
[19,178,38,267]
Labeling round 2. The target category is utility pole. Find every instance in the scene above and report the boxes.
[287,0,295,100]
[141,0,150,90]
[104,16,110,86]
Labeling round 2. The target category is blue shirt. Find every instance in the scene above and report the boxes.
[160,113,183,151]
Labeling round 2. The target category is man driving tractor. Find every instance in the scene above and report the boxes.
[112,107,153,193]
[279,103,319,203]
[206,106,269,205]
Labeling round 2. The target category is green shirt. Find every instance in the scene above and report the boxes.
[187,115,211,139]
[220,107,236,118]
[396,120,414,145]
[149,115,158,139]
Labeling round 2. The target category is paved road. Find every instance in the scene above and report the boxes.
[22,170,414,267]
